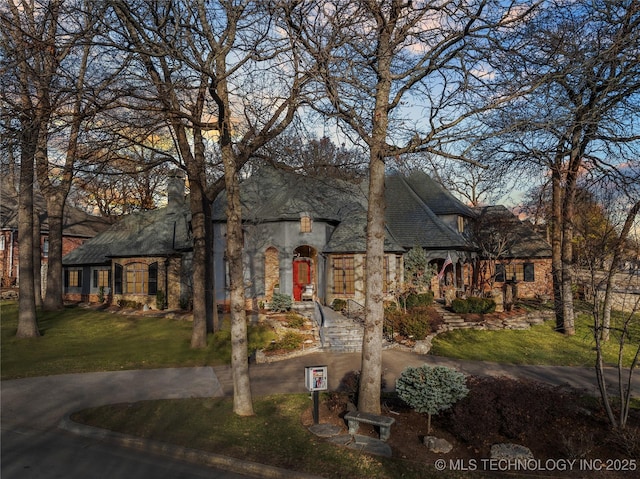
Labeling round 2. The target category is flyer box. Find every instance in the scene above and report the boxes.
[305,365,328,391]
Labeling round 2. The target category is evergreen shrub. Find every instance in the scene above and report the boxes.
[332,298,346,311]
[266,331,304,351]
[451,298,470,313]
[403,292,434,310]
[451,297,496,314]
[396,365,469,433]
[269,293,292,312]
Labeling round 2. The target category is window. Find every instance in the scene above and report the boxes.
[43,238,49,258]
[1,235,6,251]
[148,262,158,295]
[65,269,82,288]
[383,256,390,293]
[114,264,123,294]
[457,216,465,233]
[495,262,535,282]
[93,269,111,289]
[332,256,355,294]
[524,263,535,282]
[124,262,155,294]
[300,214,312,233]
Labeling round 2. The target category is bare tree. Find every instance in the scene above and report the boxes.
[482,0,640,335]
[424,154,513,207]
[260,133,368,180]
[590,198,640,429]
[1,0,63,335]
[110,0,306,415]
[1,1,127,312]
[286,0,536,413]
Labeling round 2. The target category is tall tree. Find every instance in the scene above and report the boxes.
[1,0,63,335]
[110,0,305,415]
[483,0,640,334]
[2,0,125,312]
[286,0,535,413]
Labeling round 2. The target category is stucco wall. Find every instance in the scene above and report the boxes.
[213,220,334,307]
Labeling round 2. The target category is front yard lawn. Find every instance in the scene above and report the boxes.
[430,308,640,368]
[0,302,275,380]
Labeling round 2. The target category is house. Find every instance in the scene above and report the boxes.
[0,178,111,291]
[472,205,553,299]
[62,170,192,307]
[62,166,552,309]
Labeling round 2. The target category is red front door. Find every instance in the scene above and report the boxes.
[293,258,311,301]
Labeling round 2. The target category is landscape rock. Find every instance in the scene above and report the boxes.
[490,443,534,461]
[423,436,453,454]
[413,337,433,355]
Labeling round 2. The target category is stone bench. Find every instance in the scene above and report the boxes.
[344,411,395,441]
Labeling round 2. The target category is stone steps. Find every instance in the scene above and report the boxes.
[320,306,364,353]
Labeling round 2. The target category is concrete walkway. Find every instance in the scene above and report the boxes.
[2,350,638,477]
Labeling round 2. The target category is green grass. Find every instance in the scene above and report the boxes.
[430,308,640,368]
[0,302,276,380]
[72,394,475,479]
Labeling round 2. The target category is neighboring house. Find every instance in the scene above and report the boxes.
[472,205,553,299]
[62,166,552,309]
[0,178,111,291]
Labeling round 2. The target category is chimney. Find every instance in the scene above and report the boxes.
[167,170,185,208]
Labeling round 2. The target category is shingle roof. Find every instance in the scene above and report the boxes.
[400,170,476,217]
[62,204,192,265]
[213,166,360,223]
[212,165,473,253]
[473,205,551,258]
[384,174,472,250]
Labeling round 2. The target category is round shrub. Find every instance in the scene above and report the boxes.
[266,331,304,351]
[404,292,435,310]
[451,298,470,313]
[269,293,292,312]
[332,298,346,311]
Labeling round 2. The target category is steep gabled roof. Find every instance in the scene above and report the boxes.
[473,205,551,258]
[384,174,472,250]
[401,170,476,217]
[212,165,473,253]
[63,204,192,265]
[324,210,405,253]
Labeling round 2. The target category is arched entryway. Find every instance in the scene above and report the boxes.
[293,245,316,301]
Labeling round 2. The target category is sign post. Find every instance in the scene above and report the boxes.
[304,365,327,424]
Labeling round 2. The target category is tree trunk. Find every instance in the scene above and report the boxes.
[550,163,565,332]
[189,180,209,349]
[17,128,39,338]
[601,201,640,342]
[560,223,576,336]
[43,203,65,311]
[33,209,42,309]
[358,147,386,415]
[224,154,254,416]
